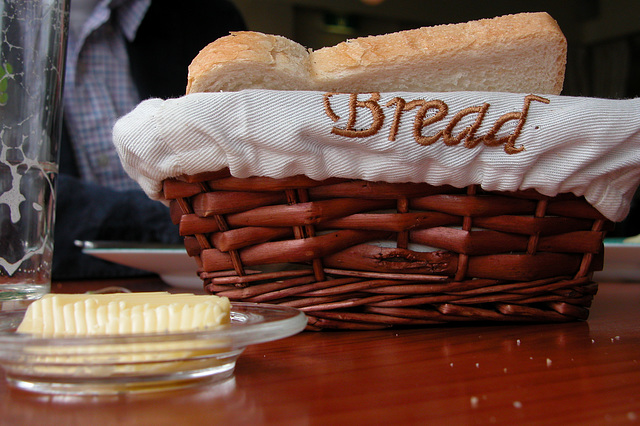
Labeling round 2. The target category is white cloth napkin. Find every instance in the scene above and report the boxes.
[113,90,640,222]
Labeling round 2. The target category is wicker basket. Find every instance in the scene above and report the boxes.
[164,168,611,330]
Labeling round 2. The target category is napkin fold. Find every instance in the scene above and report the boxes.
[113,89,640,222]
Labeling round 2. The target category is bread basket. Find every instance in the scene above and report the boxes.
[114,89,640,330]
[163,169,612,330]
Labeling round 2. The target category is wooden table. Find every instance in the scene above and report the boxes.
[1,277,638,425]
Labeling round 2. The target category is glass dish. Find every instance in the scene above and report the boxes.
[0,303,306,395]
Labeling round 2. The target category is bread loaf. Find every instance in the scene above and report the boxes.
[186,31,311,93]
[187,12,567,95]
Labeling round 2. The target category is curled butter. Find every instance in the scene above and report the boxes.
[17,292,231,336]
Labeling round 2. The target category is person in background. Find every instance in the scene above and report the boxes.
[53,0,246,279]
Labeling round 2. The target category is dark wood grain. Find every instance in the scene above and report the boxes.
[1,278,638,425]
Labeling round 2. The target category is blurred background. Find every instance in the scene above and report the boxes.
[230,0,640,237]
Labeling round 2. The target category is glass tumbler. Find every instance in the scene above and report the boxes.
[0,0,68,312]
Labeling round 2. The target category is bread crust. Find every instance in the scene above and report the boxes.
[187,31,310,93]
[187,12,567,95]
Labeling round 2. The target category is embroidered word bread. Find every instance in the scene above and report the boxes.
[187,12,567,95]
[17,292,231,336]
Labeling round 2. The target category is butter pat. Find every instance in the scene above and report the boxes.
[17,292,231,336]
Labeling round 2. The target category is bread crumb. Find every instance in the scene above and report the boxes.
[546,358,552,367]
[470,396,480,408]
[513,401,523,409]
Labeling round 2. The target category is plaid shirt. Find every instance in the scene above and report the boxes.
[64,0,151,190]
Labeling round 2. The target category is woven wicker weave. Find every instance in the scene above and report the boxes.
[164,168,610,330]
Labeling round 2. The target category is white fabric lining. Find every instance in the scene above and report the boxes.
[113,90,640,222]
